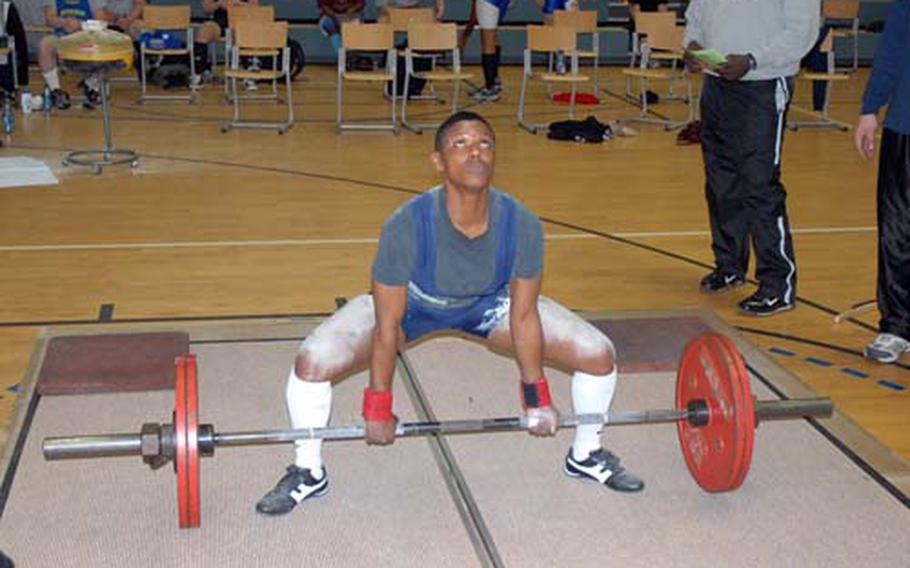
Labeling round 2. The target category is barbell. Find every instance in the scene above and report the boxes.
[42,333,833,529]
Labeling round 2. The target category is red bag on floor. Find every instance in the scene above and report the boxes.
[552,92,600,105]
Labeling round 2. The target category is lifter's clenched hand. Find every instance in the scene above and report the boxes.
[365,415,398,446]
[525,405,559,437]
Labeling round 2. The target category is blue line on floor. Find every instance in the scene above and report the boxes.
[877,380,906,392]
[771,346,903,394]
[805,356,833,367]
[6,384,20,393]
[841,367,869,379]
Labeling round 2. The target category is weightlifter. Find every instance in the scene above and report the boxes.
[255,111,643,516]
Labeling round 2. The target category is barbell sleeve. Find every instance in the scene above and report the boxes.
[43,434,143,460]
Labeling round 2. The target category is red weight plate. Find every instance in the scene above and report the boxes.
[174,356,190,528]
[716,335,755,490]
[676,334,755,492]
[185,355,201,528]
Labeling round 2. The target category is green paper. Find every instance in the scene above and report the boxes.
[691,49,728,66]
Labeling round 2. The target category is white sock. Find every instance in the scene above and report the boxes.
[286,371,332,477]
[571,369,617,461]
[43,69,61,91]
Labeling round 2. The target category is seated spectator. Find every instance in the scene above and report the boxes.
[194,0,259,83]
[317,0,365,55]
[106,0,143,39]
[39,0,112,109]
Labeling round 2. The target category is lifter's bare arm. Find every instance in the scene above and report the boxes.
[365,280,407,445]
[509,276,559,436]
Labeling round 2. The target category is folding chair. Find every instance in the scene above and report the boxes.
[223,4,275,102]
[788,29,850,131]
[388,7,435,33]
[387,6,439,102]
[517,25,590,134]
[401,23,472,133]
[222,20,293,134]
[552,9,600,97]
[620,21,692,130]
[625,10,676,98]
[337,22,397,133]
[824,0,860,72]
[139,5,195,103]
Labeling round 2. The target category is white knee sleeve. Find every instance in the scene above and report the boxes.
[571,369,617,461]
[286,371,332,474]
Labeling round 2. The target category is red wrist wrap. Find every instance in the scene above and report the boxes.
[362,388,393,421]
[520,377,552,409]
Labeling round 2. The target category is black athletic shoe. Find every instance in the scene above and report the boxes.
[51,88,71,110]
[564,448,644,492]
[82,85,102,110]
[699,270,745,294]
[255,465,328,516]
[738,290,795,317]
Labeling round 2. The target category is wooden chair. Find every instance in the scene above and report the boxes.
[517,25,590,134]
[823,0,860,72]
[223,4,275,102]
[552,10,600,97]
[387,6,435,32]
[788,29,850,132]
[387,7,439,103]
[401,23,473,133]
[221,20,293,134]
[620,21,692,130]
[336,23,397,133]
[139,5,195,103]
[626,10,676,95]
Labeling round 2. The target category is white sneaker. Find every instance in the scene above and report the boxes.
[864,333,910,364]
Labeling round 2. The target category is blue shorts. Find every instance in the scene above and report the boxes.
[542,0,568,15]
[402,293,509,342]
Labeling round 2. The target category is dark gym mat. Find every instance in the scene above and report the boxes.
[36,332,189,395]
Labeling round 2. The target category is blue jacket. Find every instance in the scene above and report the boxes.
[861,0,910,135]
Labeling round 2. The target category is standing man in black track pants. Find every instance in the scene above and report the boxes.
[855,0,910,364]
[683,0,819,316]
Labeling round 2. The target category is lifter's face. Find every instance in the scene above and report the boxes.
[431,121,495,193]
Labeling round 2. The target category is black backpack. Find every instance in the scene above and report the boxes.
[547,116,614,143]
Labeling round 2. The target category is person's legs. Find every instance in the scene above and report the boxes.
[699,76,749,291]
[256,294,394,515]
[738,77,797,315]
[801,25,831,112]
[486,296,643,492]
[474,0,501,100]
[126,19,144,41]
[459,0,478,52]
[866,129,910,363]
[194,21,221,77]
[38,35,71,109]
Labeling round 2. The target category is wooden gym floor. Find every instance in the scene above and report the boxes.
[0,64,907,502]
